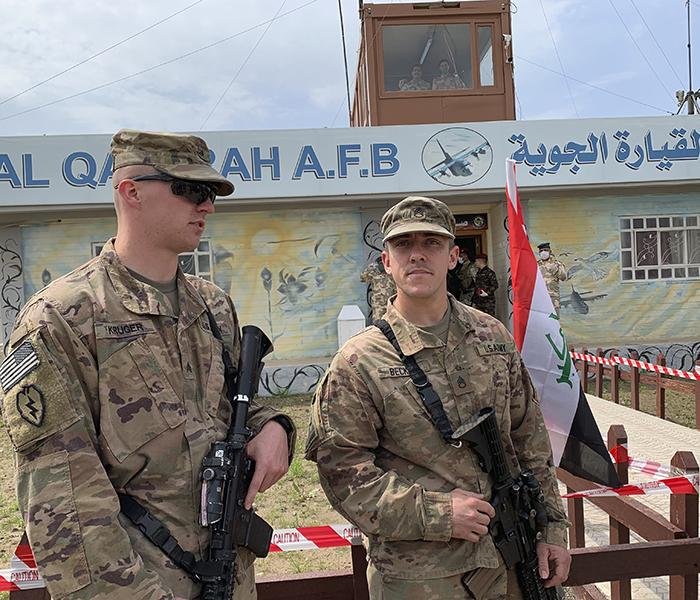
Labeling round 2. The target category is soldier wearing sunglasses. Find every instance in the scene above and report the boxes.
[1,129,295,599]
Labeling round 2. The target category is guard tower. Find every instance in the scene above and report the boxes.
[351,1,515,126]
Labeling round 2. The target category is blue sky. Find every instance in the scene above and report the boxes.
[0,0,696,136]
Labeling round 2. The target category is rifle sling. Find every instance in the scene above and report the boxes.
[117,305,235,582]
[374,319,456,444]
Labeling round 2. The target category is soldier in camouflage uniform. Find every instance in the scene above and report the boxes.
[0,130,295,600]
[432,59,467,89]
[360,256,397,321]
[306,196,570,600]
[537,242,567,315]
[398,65,431,91]
[471,253,499,317]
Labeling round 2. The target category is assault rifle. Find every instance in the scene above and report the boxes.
[198,325,274,600]
[453,407,563,600]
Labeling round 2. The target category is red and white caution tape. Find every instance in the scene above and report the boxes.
[570,352,700,381]
[1,525,364,592]
[563,474,699,499]
[269,524,363,553]
[609,444,676,479]
[0,542,44,593]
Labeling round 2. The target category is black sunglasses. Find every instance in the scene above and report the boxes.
[129,174,217,205]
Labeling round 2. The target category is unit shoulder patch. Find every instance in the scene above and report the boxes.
[15,385,45,427]
[1,331,80,452]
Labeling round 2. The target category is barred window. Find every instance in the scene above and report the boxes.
[178,239,213,281]
[91,239,214,281]
[619,215,700,281]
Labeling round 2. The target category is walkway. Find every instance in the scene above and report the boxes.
[565,394,700,599]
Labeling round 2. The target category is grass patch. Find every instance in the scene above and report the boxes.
[597,378,698,429]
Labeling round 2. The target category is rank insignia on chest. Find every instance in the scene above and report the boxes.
[377,366,409,378]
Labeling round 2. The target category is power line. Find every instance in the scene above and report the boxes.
[337,0,353,124]
[0,0,208,108]
[606,0,674,102]
[0,0,319,124]
[517,56,674,114]
[200,1,287,129]
[628,0,684,87]
[537,0,580,117]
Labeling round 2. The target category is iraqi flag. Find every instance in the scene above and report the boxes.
[506,159,619,487]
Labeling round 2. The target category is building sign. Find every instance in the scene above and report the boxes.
[1,115,698,207]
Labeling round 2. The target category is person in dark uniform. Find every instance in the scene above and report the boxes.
[471,253,498,317]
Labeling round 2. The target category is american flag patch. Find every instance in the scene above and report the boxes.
[0,341,40,392]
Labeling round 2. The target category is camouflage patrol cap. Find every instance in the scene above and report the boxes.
[111,129,234,196]
[381,196,455,243]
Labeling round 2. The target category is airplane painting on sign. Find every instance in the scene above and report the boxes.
[421,127,493,186]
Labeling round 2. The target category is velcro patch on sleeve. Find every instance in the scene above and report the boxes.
[1,331,79,452]
[0,340,40,392]
[474,341,516,357]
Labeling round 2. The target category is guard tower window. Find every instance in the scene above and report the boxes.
[382,24,473,92]
[477,25,495,86]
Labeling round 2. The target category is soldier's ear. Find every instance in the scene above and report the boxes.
[381,250,391,274]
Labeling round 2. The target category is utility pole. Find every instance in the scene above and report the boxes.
[677,0,699,114]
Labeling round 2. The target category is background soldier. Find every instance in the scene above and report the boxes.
[360,255,397,321]
[399,64,431,91]
[0,130,295,599]
[471,253,498,317]
[537,242,567,315]
[432,58,466,89]
[307,196,570,600]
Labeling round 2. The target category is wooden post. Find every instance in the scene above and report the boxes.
[669,451,699,600]
[629,351,640,412]
[608,425,631,600]
[610,350,620,404]
[595,348,604,398]
[655,354,666,420]
[582,347,590,394]
[567,485,586,549]
[350,543,369,600]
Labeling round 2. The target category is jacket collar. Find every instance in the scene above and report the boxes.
[381,294,476,357]
[99,238,207,326]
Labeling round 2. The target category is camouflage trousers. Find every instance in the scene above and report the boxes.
[367,562,524,600]
[550,295,561,316]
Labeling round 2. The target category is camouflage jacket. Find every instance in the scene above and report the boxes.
[537,257,567,300]
[360,262,397,321]
[0,240,294,600]
[305,298,567,580]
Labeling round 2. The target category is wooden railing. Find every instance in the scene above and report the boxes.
[10,424,698,600]
[571,346,700,430]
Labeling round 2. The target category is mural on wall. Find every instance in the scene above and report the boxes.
[0,236,24,350]
[19,209,366,362]
[526,193,699,349]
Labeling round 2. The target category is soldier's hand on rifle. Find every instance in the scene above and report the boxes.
[244,420,290,509]
[536,542,571,587]
[450,489,496,542]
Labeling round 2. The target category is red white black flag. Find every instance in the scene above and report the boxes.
[506,159,619,487]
